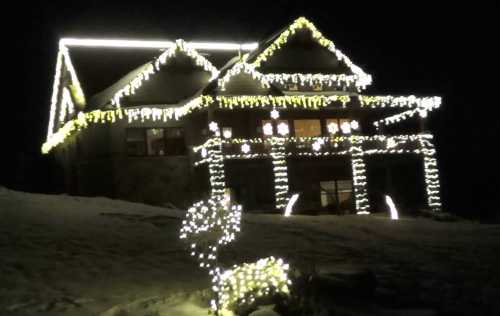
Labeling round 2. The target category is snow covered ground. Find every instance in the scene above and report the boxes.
[1,187,499,315]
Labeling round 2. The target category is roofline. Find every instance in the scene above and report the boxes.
[60,38,259,51]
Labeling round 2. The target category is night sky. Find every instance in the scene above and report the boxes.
[2,1,497,219]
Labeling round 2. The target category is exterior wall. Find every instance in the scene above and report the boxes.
[366,154,426,213]
[224,159,275,211]
[55,109,210,207]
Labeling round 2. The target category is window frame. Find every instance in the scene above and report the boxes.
[125,127,187,157]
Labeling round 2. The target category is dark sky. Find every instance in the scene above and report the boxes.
[2,1,498,218]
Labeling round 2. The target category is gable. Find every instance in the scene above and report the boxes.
[108,39,219,107]
[213,62,281,96]
[249,17,372,89]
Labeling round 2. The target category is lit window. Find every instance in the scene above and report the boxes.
[294,119,321,137]
[146,128,165,156]
[126,128,146,156]
[320,181,336,207]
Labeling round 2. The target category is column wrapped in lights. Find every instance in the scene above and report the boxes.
[207,122,226,198]
[418,135,442,211]
[269,136,289,209]
[350,140,370,213]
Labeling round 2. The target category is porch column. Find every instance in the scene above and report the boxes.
[207,135,226,198]
[419,135,442,211]
[350,144,370,213]
[270,136,289,210]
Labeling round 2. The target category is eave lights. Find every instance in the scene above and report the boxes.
[218,62,271,91]
[385,195,399,220]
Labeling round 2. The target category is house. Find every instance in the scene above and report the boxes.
[42,17,442,214]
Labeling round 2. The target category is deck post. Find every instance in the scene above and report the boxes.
[350,140,370,213]
[270,136,289,210]
[419,134,442,211]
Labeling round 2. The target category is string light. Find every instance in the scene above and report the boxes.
[263,73,363,90]
[218,62,270,91]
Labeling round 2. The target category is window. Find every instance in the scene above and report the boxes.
[126,127,186,156]
[164,127,186,155]
[320,179,353,210]
[294,119,321,137]
[146,128,165,156]
[126,129,146,156]
[337,180,353,207]
[320,181,337,207]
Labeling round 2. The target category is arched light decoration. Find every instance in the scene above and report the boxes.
[357,211,370,215]
[341,121,352,134]
[270,109,280,119]
[327,122,339,135]
[251,17,372,89]
[263,122,273,136]
[241,143,251,154]
[218,62,271,92]
[111,39,219,107]
[284,193,300,217]
[277,122,289,136]
[385,195,399,220]
[222,127,232,139]
[350,120,359,130]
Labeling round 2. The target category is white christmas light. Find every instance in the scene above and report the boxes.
[209,121,219,132]
[270,109,280,119]
[327,122,339,134]
[222,128,232,139]
[263,122,273,136]
[341,121,352,134]
[350,120,359,130]
[277,122,289,136]
[241,143,250,153]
